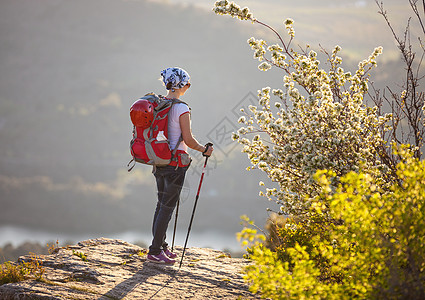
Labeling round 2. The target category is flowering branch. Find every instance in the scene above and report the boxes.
[214,0,393,216]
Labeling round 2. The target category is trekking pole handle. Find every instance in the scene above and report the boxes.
[202,142,213,157]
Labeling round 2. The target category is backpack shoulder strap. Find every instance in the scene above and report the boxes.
[156,95,191,110]
[142,93,160,104]
[171,99,190,110]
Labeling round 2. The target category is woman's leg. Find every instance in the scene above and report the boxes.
[149,166,187,255]
[152,173,164,239]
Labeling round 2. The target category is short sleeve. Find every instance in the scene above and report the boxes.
[173,103,190,119]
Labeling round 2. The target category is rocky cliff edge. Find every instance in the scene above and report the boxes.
[0,238,260,299]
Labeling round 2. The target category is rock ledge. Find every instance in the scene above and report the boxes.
[0,238,260,299]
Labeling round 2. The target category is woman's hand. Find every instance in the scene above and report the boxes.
[203,143,214,157]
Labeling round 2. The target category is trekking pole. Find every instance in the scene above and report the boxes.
[171,198,179,252]
[179,143,213,269]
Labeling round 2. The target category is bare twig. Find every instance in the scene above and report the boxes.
[374,0,425,159]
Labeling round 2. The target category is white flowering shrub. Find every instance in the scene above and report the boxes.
[214,0,392,216]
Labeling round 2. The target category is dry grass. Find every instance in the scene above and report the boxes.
[0,253,45,285]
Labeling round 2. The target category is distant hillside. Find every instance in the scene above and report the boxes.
[0,0,289,167]
[0,0,276,235]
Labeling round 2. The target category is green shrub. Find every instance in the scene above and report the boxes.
[72,250,88,262]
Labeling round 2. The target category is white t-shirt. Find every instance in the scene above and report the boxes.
[168,103,190,152]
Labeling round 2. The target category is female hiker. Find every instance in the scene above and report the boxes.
[147,67,213,264]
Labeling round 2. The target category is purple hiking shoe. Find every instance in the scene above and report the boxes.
[163,248,177,259]
[147,250,176,264]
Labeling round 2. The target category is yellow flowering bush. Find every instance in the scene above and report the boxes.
[265,213,343,284]
[240,151,425,299]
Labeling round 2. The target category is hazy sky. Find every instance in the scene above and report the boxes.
[145,0,409,61]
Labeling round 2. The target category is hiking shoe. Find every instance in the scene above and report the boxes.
[147,250,176,264]
[163,248,177,259]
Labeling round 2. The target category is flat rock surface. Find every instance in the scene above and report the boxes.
[0,238,260,299]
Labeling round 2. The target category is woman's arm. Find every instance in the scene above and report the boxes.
[180,112,213,156]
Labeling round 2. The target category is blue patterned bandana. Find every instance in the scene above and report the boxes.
[161,67,190,91]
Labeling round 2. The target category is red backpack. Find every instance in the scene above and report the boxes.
[127,93,189,171]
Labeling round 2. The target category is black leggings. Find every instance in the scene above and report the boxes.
[148,165,188,255]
